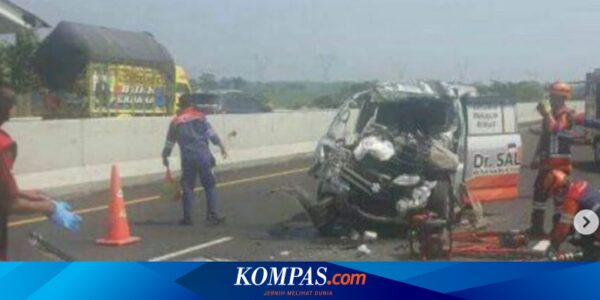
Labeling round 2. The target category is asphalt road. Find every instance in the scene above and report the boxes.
[7,126,599,261]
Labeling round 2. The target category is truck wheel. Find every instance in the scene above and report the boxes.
[428,179,451,221]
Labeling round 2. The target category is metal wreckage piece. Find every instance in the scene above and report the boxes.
[274,186,339,230]
[28,231,75,261]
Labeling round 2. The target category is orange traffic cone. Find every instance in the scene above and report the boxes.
[96,165,141,246]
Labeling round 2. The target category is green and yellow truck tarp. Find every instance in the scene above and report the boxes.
[34,21,190,118]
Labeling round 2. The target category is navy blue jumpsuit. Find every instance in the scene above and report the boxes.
[162,107,223,222]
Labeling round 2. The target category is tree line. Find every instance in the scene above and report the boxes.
[0,31,550,112]
[0,30,40,94]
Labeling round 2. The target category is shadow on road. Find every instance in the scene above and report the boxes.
[267,212,317,240]
[573,160,598,174]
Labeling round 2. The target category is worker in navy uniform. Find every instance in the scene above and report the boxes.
[162,95,228,226]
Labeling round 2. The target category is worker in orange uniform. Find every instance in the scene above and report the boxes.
[543,170,600,260]
[529,81,600,236]
[529,81,575,236]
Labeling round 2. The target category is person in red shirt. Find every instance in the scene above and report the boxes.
[0,87,81,260]
[543,170,600,260]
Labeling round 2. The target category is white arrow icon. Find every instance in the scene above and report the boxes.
[574,210,599,236]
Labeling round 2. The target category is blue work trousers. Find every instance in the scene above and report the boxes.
[180,153,218,221]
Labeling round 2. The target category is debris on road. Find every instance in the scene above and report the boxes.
[448,230,547,260]
[532,240,550,252]
[357,244,371,256]
[363,231,378,242]
[549,251,584,261]
[28,232,75,261]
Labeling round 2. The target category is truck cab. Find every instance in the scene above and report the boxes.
[174,65,192,113]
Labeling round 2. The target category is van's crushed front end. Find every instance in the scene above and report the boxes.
[303,82,468,237]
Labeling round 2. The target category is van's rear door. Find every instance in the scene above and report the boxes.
[462,97,522,203]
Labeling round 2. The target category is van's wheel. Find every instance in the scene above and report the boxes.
[314,195,340,236]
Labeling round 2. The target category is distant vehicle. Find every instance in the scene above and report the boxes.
[184,90,271,114]
[34,21,191,118]
[568,82,590,145]
[584,71,600,164]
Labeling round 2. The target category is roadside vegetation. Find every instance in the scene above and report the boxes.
[191,74,550,110]
[0,32,553,114]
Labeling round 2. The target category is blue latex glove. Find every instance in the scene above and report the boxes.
[50,201,82,232]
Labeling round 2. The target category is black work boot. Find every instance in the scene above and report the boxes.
[527,210,546,238]
[179,218,193,226]
[206,214,226,226]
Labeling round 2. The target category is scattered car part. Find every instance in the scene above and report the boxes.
[408,211,449,260]
[549,251,584,261]
[357,244,371,256]
[28,231,75,261]
[392,174,421,186]
[363,231,378,242]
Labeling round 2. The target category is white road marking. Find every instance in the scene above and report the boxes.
[212,257,232,262]
[185,256,232,262]
[149,236,234,262]
[184,256,213,262]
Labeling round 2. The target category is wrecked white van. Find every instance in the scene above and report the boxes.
[304,81,522,237]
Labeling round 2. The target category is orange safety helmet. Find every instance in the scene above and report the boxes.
[549,81,572,99]
[543,170,570,195]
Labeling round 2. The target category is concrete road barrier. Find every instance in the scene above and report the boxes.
[5,101,586,194]
[7,111,336,194]
[516,101,586,123]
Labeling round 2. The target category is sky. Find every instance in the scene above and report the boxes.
[13,0,600,82]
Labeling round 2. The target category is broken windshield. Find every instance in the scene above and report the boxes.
[373,98,456,135]
[326,88,457,147]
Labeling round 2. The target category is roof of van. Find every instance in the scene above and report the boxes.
[35,21,175,90]
[372,81,457,102]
